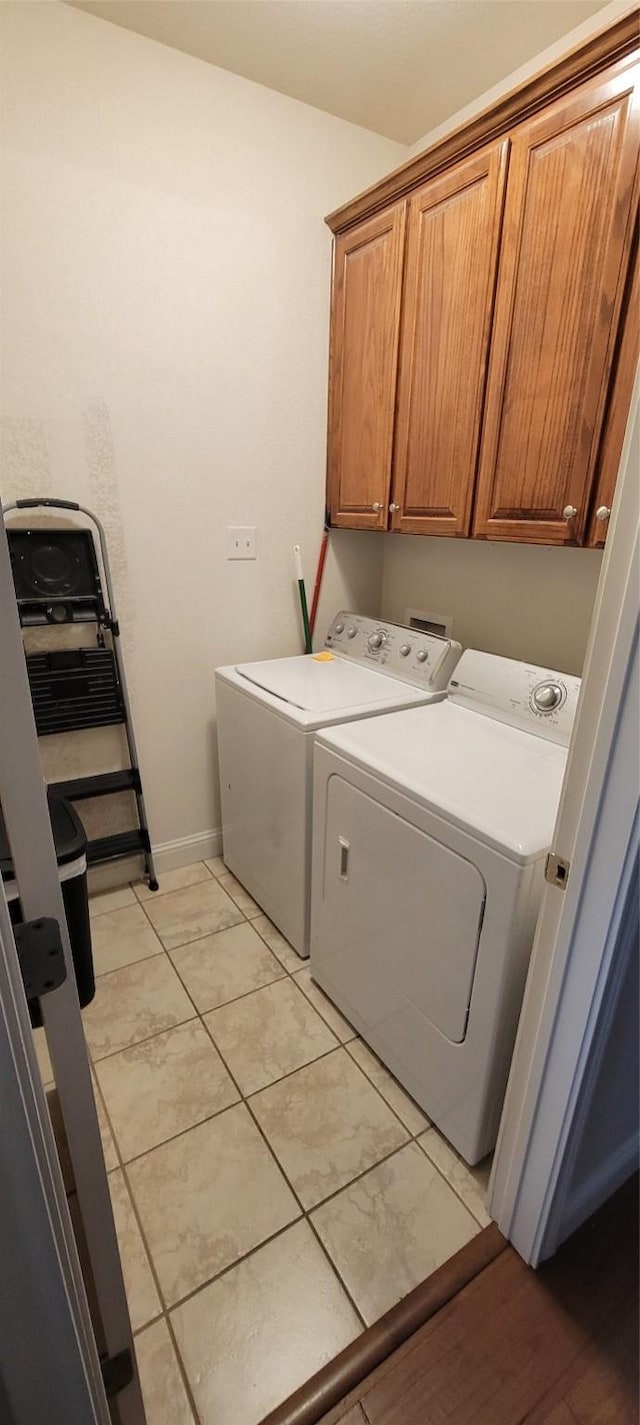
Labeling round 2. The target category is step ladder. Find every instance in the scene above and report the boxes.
[3,498,158,890]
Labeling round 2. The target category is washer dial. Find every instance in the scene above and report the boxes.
[531,680,565,713]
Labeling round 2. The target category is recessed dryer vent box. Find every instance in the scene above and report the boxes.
[405,608,453,639]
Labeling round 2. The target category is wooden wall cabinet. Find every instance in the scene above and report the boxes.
[391,141,508,536]
[326,205,405,530]
[472,60,639,545]
[325,21,639,550]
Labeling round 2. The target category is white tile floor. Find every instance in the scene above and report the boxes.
[37,859,492,1425]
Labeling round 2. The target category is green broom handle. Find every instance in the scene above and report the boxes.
[294,545,313,654]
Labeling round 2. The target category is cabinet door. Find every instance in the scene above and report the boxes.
[473,57,639,545]
[586,254,639,547]
[390,141,509,536]
[327,205,406,530]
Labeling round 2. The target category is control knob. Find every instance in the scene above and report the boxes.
[399,643,411,657]
[532,681,563,712]
[368,631,386,651]
[334,621,345,635]
[347,626,357,639]
[416,649,429,663]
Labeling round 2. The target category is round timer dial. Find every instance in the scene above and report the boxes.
[531,680,565,714]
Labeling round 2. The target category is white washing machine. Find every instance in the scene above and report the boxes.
[215,612,461,958]
[310,650,581,1163]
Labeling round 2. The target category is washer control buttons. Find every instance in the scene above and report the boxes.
[399,643,411,657]
[416,649,429,663]
[532,681,564,713]
[367,630,387,652]
[347,626,357,639]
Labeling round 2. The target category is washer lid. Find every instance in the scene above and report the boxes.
[317,699,569,863]
[230,655,428,715]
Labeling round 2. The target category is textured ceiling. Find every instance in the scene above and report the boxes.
[68,0,611,143]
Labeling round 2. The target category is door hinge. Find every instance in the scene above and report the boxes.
[545,851,570,890]
[14,917,66,1001]
[101,1348,134,1399]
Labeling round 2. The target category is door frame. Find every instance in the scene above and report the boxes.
[489,365,640,1264]
[0,882,111,1424]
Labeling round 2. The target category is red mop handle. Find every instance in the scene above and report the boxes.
[309,529,329,637]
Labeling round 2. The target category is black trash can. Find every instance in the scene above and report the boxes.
[0,791,95,1027]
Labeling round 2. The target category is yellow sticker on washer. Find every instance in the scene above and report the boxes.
[313,651,334,661]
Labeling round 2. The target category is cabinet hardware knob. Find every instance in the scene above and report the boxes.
[372,502,383,512]
[389,503,400,513]
[563,506,578,521]
[595,505,611,521]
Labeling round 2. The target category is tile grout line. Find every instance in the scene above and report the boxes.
[117,885,389,1331]
[131,862,216,904]
[89,868,478,1191]
[162,1309,202,1425]
[90,871,438,1160]
[96,1062,202,1425]
[90,882,224,1424]
[86,865,487,1410]
[166,1001,370,1333]
[414,1135,491,1230]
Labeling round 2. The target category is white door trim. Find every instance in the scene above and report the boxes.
[0,881,110,1423]
[490,366,640,1264]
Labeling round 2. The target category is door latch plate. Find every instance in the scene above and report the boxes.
[545,851,570,890]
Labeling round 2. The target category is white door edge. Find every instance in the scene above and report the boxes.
[0,513,146,1421]
[489,365,640,1264]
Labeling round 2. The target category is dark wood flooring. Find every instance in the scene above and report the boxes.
[265,1174,638,1425]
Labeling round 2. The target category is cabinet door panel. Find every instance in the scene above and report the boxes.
[327,205,406,530]
[586,253,639,547]
[391,141,509,536]
[473,57,639,545]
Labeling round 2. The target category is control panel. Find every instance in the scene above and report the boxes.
[448,650,581,746]
[325,611,462,690]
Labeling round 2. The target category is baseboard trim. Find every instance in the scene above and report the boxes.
[87,828,222,892]
[152,828,222,874]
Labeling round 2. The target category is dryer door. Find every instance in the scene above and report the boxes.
[319,774,486,1043]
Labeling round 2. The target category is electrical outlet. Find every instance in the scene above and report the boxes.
[226,527,256,560]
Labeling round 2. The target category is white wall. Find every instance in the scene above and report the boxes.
[382,538,601,675]
[378,2,637,677]
[0,2,398,859]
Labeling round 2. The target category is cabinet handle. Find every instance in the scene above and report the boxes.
[595,505,611,521]
[372,502,384,513]
[338,836,350,881]
[389,503,400,513]
[563,506,578,521]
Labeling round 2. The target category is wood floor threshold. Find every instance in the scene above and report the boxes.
[260,1222,506,1425]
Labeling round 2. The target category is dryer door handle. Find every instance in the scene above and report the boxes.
[338,836,350,882]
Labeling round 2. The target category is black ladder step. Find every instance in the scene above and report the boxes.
[51,770,141,801]
[86,829,150,866]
